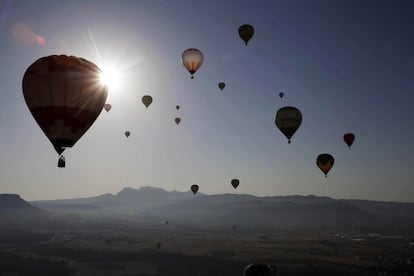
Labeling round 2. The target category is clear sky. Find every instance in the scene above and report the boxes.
[0,0,413,201]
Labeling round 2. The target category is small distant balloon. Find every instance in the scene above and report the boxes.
[231,178,240,189]
[238,24,254,45]
[125,131,130,137]
[176,105,180,110]
[191,184,199,194]
[316,153,334,177]
[182,48,203,79]
[343,133,355,149]
[142,95,153,108]
[218,82,225,90]
[175,117,181,125]
[156,242,162,249]
[279,92,284,98]
[275,106,302,143]
[104,103,112,112]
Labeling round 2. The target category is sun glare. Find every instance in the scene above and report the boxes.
[99,65,121,89]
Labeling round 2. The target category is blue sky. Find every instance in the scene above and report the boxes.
[0,0,413,201]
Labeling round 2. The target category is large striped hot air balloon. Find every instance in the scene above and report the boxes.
[22,55,108,167]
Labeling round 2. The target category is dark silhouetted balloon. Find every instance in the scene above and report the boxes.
[175,117,181,125]
[142,95,153,108]
[239,24,254,45]
[343,133,355,149]
[125,131,130,137]
[23,55,108,167]
[218,82,225,90]
[182,48,203,79]
[191,184,199,194]
[243,263,276,276]
[104,103,112,112]
[279,92,284,98]
[316,153,334,177]
[231,178,240,189]
[176,105,180,110]
[275,106,302,143]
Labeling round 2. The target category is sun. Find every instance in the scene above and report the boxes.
[99,65,121,90]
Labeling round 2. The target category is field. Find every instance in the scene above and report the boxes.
[0,217,413,276]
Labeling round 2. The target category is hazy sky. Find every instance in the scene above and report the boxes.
[0,0,413,201]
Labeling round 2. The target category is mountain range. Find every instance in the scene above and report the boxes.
[29,186,414,233]
[1,187,414,233]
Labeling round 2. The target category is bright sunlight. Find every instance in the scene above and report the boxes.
[99,65,121,89]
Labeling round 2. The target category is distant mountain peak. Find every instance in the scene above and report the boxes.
[0,193,48,218]
[0,194,32,209]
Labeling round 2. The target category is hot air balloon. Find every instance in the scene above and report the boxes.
[191,184,199,194]
[142,95,153,109]
[218,82,225,90]
[103,103,112,112]
[22,55,108,167]
[275,106,302,143]
[316,153,334,177]
[243,263,276,276]
[175,117,181,125]
[231,178,240,189]
[176,105,180,110]
[182,48,203,79]
[343,133,355,149]
[125,131,130,137]
[156,241,162,249]
[279,92,284,98]
[238,24,254,45]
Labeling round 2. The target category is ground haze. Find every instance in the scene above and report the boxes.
[1,187,413,275]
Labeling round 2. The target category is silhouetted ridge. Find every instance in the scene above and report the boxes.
[0,194,45,212]
[0,194,49,228]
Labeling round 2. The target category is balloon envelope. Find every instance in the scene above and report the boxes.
[343,133,355,149]
[182,48,203,79]
[243,264,275,276]
[231,178,240,189]
[175,117,181,125]
[218,82,225,90]
[316,153,334,177]
[104,103,112,112]
[142,95,153,108]
[275,106,302,143]
[238,24,254,45]
[125,131,130,137]
[176,105,180,110]
[279,92,284,98]
[190,184,199,194]
[22,55,107,157]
